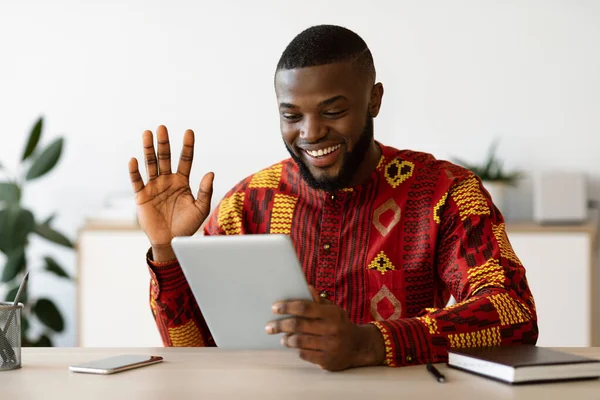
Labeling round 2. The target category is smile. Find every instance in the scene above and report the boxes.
[301,144,343,168]
[304,144,342,158]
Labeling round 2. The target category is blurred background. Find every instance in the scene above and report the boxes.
[0,0,598,348]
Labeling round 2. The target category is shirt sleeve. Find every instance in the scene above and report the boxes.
[146,248,216,347]
[145,178,250,347]
[371,174,539,367]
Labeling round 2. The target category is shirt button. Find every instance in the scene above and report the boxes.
[330,195,335,200]
[323,243,331,250]
[406,355,413,363]
[319,291,329,300]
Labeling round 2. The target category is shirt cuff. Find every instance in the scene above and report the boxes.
[371,318,435,367]
[146,247,187,300]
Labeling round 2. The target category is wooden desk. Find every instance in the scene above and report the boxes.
[2,347,599,399]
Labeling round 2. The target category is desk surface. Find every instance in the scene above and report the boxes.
[2,347,599,400]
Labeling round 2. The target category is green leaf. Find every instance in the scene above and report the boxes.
[34,223,73,248]
[21,314,30,334]
[22,117,44,161]
[1,248,26,283]
[4,280,28,303]
[0,182,21,204]
[44,256,70,279]
[25,137,63,181]
[33,298,64,333]
[42,213,56,225]
[14,208,34,248]
[32,334,52,347]
[451,158,475,171]
[0,207,35,253]
[481,139,500,179]
[0,209,5,252]
[4,285,18,302]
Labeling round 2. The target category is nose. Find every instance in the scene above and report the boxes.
[299,116,327,143]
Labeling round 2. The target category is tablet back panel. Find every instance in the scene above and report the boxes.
[171,234,312,349]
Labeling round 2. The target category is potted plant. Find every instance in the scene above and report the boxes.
[452,139,522,213]
[0,117,73,346]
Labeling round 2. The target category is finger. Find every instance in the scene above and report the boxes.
[142,130,158,180]
[266,317,329,335]
[177,129,195,177]
[196,172,214,212]
[156,125,172,175]
[308,285,320,302]
[273,300,322,318]
[128,158,145,193]
[298,349,326,367]
[307,285,332,304]
[281,333,323,351]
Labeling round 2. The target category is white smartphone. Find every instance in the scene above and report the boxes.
[69,354,163,375]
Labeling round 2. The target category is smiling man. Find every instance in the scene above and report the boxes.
[129,24,538,371]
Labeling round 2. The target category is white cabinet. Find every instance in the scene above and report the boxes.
[507,221,598,347]
[76,220,599,348]
[77,224,162,347]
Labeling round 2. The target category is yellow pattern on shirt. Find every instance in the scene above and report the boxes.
[248,164,282,188]
[218,193,245,235]
[168,320,205,347]
[371,321,396,367]
[448,326,501,348]
[468,258,505,294]
[433,192,448,224]
[368,251,396,275]
[492,223,522,265]
[384,158,415,188]
[270,194,298,234]
[416,315,440,335]
[451,176,490,221]
[488,293,531,326]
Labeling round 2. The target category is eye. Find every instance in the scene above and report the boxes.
[323,109,348,118]
[282,113,301,121]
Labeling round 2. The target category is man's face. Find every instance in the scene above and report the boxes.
[275,62,377,191]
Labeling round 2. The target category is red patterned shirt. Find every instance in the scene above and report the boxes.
[147,143,538,367]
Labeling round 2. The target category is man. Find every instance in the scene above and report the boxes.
[128,25,538,371]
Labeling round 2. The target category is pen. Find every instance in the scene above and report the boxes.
[0,272,28,365]
[3,272,29,335]
[426,363,446,383]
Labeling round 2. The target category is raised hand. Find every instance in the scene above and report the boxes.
[128,125,214,261]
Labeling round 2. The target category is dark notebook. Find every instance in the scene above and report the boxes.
[447,345,600,384]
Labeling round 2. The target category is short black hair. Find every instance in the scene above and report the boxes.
[276,24,376,83]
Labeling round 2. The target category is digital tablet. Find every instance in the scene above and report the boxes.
[170,234,313,349]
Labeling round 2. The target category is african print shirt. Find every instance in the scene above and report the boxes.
[146,142,538,367]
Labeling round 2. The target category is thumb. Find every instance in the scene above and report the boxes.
[196,172,214,210]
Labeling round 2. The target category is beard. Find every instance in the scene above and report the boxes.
[285,113,374,193]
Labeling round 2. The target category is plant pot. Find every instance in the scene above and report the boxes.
[482,181,507,213]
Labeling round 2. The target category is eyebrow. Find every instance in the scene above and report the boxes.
[279,95,348,109]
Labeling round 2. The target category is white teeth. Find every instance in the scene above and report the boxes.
[306,144,341,158]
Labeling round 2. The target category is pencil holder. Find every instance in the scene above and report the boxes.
[0,302,23,371]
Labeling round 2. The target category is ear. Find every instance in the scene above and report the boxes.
[368,82,384,118]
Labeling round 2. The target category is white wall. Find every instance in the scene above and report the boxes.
[1,0,599,346]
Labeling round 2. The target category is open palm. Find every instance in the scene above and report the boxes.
[128,126,214,248]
